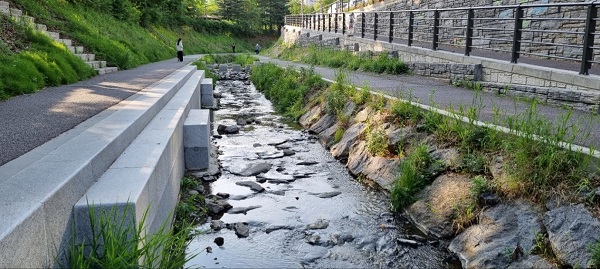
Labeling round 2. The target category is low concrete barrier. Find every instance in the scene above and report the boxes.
[73,69,206,250]
[0,65,198,268]
[183,109,211,170]
[201,78,215,108]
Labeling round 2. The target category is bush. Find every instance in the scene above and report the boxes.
[251,63,326,120]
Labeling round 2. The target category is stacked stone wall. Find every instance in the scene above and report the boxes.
[334,0,593,60]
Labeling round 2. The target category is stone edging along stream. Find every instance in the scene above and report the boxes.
[297,81,600,268]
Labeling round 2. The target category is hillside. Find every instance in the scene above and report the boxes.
[0,0,267,100]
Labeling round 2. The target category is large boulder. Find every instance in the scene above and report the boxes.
[406,173,473,238]
[346,141,400,191]
[309,114,336,134]
[299,105,323,128]
[448,202,543,269]
[318,123,339,149]
[354,106,372,123]
[330,122,366,161]
[544,204,600,268]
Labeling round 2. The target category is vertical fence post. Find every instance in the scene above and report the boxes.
[343,13,346,35]
[361,13,366,38]
[432,9,439,50]
[317,14,320,31]
[389,12,394,43]
[329,13,332,32]
[581,2,597,75]
[408,11,414,46]
[465,8,474,56]
[511,5,524,63]
[335,13,338,33]
[374,12,378,40]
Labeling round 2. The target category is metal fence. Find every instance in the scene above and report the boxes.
[285,2,600,75]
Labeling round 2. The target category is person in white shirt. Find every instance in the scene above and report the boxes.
[176,38,184,62]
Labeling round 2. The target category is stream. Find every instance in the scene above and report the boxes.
[185,76,454,268]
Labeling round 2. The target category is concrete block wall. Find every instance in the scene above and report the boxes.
[74,69,206,252]
[0,65,200,268]
[283,25,600,112]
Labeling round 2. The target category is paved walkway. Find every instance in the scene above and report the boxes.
[0,54,598,167]
[0,56,198,166]
[257,56,600,152]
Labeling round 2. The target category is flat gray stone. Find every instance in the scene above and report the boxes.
[307,219,329,230]
[231,163,272,177]
[235,181,265,192]
[233,222,249,238]
[544,204,600,268]
[449,202,542,269]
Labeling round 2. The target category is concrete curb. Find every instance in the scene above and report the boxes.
[0,65,197,268]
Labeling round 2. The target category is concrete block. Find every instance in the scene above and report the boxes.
[35,23,46,31]
[571,74,600,90]
[21,15,34,25]
[512,64,551,80]
[184,147,210,170]
[219,64,228,72]
[201,78,213,95]
[184,109,210,148]
[231,64,242,72]
[201,93,214,107]
[45,31,60,40]
[9,8,21,17]
[245,64,252,72]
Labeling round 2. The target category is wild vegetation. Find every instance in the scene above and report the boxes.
[0,0,281,100]
[272,45,409,75]
[66,203,197,268]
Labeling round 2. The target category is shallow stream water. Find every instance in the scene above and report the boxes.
[185,78,453,268]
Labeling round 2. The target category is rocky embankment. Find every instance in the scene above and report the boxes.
[300,101,600,268]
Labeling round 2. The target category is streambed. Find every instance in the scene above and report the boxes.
[185,78,454,268]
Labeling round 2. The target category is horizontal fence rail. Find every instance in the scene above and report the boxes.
[285,2,600,75]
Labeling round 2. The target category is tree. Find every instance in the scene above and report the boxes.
[257,0,288,31]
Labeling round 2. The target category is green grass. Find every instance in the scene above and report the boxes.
[1,0,258,100]
[590,240,600,269]
[200,54,259,65]
[66,203,197,269]
[366,125,389,157]
[251,63,327,120]
[0,17,95,99]
[390,144,436,210]
[276,45,409,75]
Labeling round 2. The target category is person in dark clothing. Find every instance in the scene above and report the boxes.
[176,38,183,62]
[232,43,236,53]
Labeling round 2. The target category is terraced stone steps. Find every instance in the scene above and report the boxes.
[0,0,118,75]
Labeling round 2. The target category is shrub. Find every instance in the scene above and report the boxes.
[366,127,388,156]
[391,144,436,210]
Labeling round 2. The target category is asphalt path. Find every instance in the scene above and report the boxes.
[0,57,196,166]
[258,56,600,151]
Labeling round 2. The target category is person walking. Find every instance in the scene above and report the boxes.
[176,38,184,62]
[254,43,261,55]
[232,43,236,53]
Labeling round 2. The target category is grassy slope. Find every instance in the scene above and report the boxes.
[0,0,258,100]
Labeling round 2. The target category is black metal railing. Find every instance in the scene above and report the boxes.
[285,2,600,75]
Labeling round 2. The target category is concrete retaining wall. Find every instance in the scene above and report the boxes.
[0,65,210,267]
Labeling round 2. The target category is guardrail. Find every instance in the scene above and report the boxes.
[286,2,600,75]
